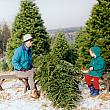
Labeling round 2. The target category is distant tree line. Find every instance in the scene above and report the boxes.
[0,23,10,54]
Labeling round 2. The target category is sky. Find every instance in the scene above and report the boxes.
[0,0,97,29]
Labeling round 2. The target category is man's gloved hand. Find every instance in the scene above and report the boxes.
[20,68,28,72]
[28,68,35,74]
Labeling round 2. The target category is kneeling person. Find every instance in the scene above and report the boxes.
[12,34,39,98]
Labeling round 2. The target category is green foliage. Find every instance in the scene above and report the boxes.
[34,32,81,109]
[6,0,49,70]
[35,53,81,110]
[86,0,110,37]
[0,57,9,72]
[86,0,110,67]
[51,32,69,59]
[5,0,81,109]
[0,48,2,54]
[75,28,92,67]
[66,43,78,65]
[75,0,110,68]
[6,37,21,70]
[51,32,77,64]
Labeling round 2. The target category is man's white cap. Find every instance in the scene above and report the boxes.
[23,34,32,42]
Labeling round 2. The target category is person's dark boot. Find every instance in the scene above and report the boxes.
[91,89,99,97]
[26,82,30,90]
[0,85,3,91]
[24,79,30,93]
[89,85,94,96]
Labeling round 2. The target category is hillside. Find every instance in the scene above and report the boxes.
[48,27,80,34]
[48,27,80,43]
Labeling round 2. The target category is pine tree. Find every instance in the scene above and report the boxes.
[51,32,69,60]
[86,0,110,67]
[6,0,49,69]
[36,54,81,110]
[51,32,77,64]
[75,0,110,68]
[75,28,93,67]
[35,32,81,109]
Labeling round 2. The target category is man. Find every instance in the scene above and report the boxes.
[12,34,39,98]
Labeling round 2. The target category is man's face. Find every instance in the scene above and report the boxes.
[25,39,32,48]
[89,49,95,57]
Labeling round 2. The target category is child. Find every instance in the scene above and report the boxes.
[85,46,105,96]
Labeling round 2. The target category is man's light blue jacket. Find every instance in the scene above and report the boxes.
[12,43,32,70]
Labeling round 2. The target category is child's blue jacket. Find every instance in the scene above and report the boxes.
[88,46,105,78]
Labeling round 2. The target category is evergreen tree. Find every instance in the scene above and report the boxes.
[86,0,110,67]
[35,32,81,109]
[51,32,77,64]
[75,28,93,67]
[75,0,110,68]
[51,32,69,60]
[6,0,49,69]
[36,53,81,110]
[86,0,109,37]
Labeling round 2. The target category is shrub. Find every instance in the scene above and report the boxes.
[35,53,81,110]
